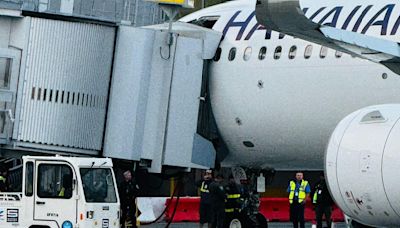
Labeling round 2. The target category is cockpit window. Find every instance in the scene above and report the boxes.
[188,16,220,29]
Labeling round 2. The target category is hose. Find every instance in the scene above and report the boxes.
[140,177,182,226]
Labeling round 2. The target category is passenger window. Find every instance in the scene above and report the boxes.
[213,48,222,62]
[320,46,328,59]
[243,47,252,61]
[289,46,297,59]
[274,46,282,60]
[25,162,34,197]
[37,164,73,199]
[335,51,343,58]
[304,45,313,59]
[228,48,236,61]
[258,47,267,60]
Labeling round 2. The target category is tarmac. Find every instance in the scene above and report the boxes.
[144,222,347,227]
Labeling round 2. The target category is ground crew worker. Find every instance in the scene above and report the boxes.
[313,172,334,228]
[0,167,8,192]
[224,175,241,225]
[119,170,139,228]
[287,171,311,228]
[209,174,225,228]
[197,169,213,228]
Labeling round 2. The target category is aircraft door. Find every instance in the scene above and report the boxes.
[0,48,19,143]
[34,161,77,227]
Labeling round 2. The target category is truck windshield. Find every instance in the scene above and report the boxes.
[80,168,117,203]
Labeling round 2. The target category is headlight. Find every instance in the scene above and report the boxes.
[62,221,73,228]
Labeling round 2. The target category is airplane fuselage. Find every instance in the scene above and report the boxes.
[181,0,400,170]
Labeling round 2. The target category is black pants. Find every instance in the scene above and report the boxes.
[121,203,137,228]
[211,206,225,228]
[315,205,332,228]
[290,202,305,228]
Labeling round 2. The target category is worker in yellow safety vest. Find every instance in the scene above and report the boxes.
[224,175,242,225]
[196,169,213,228]
[287,171,311,228]
[312,172,334,228]
[0,167,8,192]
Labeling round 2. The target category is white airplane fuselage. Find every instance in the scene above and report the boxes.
[181,0,400,170]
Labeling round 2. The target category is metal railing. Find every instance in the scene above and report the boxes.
[0,0,165,26]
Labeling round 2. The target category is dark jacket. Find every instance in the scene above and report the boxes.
[312,180,334,206]
[119,180,139,207]
[209,181,225,209]
[197,179,212,204]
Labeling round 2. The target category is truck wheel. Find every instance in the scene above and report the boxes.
[228,218,243,228]
[255,213,268,228]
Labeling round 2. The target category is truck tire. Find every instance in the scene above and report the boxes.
[255,213,268,228]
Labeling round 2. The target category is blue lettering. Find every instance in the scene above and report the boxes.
[342,6,361,30]
[362,4,394,35]
[318,6,343,27]
[352,5,373,32]
[222,11,255,40]
[309,7,326,20]
[390,16,400,35]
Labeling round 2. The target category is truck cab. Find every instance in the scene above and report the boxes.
[0,156,120,228]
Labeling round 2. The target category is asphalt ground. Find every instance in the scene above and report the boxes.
[143,222,348,228]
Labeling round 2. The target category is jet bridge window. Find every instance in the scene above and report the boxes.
[188,16,220,29]
[228,48,236,61]
[243,47,252,61]
[320,46,328,59]
[274,46,282,60]
[258,47,267,60]
[289,46,297,59]
[304,45,313,59]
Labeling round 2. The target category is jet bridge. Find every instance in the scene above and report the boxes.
[103,23,221,172]
[0,9,221,173]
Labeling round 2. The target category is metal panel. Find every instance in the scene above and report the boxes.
[17,17,115,151]
[103,27,155,160]
[162,35,204,168]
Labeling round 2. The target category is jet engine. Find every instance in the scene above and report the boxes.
[325,104,400,227]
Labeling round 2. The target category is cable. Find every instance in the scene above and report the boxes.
[164,180,181,228]
[139,177,182,226]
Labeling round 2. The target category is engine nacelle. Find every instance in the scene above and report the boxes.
[326,104,400,227]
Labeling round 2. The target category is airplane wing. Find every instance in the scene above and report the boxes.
[255,0,400,75]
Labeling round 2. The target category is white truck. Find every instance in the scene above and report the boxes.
[0,156,120,228]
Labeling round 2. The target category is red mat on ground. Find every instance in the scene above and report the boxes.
[165,197,344,222]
